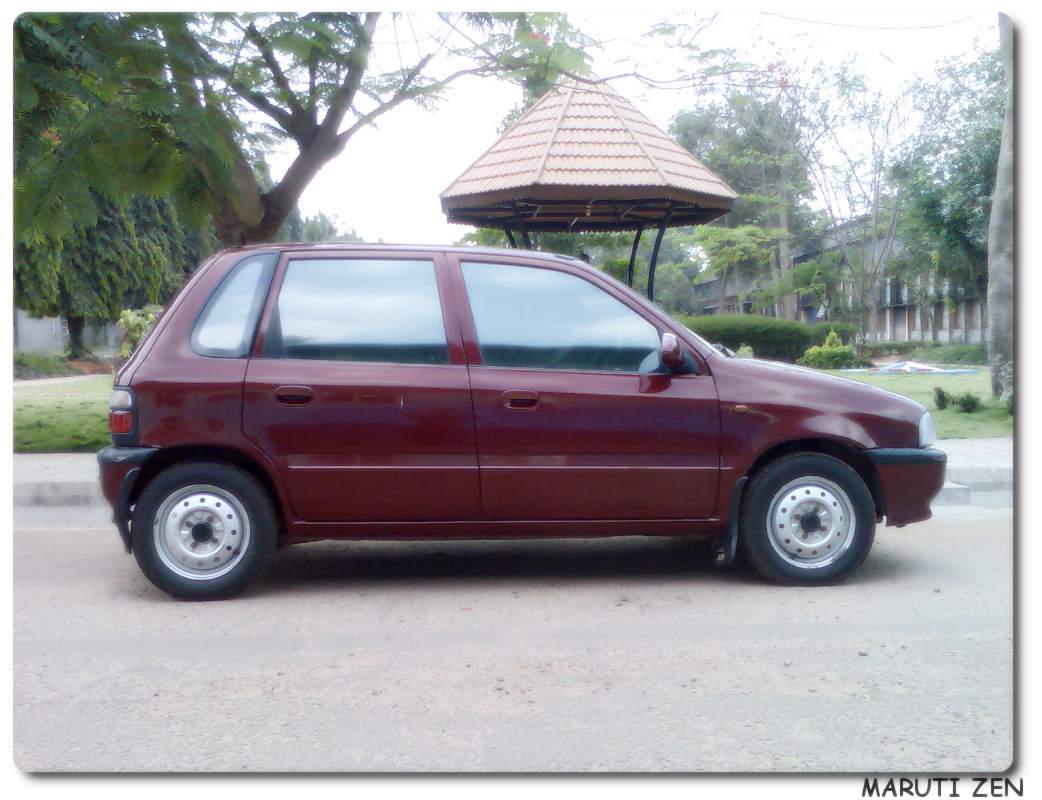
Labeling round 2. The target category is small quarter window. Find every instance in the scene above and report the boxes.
[263,258,449,364]
[191,253,277,358]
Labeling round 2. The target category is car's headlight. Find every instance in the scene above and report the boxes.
[918,411,937,448]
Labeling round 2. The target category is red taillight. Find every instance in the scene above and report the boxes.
[109,410,133,434]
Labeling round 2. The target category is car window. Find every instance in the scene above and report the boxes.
[191,253,277,358]
[461,262,662,373]
[263,258,449,365]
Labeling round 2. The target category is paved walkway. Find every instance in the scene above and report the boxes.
[11,437,1013,509]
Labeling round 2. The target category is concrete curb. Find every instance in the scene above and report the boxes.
[14,482,104,507]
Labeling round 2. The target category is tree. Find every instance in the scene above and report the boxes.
[692,225,778,314]
[987,14,1014,398]
[14,194,210,356]
[889,45,1004,341]
[670,69,822,319]
[15,12,593,247]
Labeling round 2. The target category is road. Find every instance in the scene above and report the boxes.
[14,505,1013,772]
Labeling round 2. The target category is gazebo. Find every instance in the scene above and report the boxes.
[440,79,737,300]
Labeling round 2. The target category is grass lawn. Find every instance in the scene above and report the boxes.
[824,368,1013,440]
[14,375,112,453]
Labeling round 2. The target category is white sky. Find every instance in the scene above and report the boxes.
[268,9,998,246]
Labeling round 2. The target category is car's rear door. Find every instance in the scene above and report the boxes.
[243,249,479,523]
[448,255,720,522]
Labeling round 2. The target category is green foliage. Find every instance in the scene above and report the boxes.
[16,12,594,247]
[808,322,854,346]
[15,193,200,332]
[933,386,952,410]
[912,343,987,365]
[955,392,982,413]
[798,343,858,370]
[117,305,163,359]
[891,46,1004,298]
[676,314,815,363]
[693,225,778,284]
[735,344,755,358]
[14,352,79,380]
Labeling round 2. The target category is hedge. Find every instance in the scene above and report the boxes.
[676,314,849,362]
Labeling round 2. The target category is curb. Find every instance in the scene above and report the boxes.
[14,482,104,507]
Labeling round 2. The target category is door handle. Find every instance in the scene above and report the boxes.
[275,385,314,405]
[502,389,540,410]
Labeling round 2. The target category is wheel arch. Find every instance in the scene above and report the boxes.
[130,444,290,530]
[745,438,885,521]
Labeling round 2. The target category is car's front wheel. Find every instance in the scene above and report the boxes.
[739,453,876,584]
[131,462,278,599]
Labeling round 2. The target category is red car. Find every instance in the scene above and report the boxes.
[98,244,946,599]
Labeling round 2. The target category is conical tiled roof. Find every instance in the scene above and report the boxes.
[440,79,736,232]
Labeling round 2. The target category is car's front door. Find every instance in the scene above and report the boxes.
[243,251,479,523]
[451,257,720,522]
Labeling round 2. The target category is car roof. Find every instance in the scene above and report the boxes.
[218,242,589,267]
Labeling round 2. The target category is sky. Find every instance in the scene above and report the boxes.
[267,9,999,246]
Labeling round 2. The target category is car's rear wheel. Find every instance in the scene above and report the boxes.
[739,453,876,584]
[132,462,277,599]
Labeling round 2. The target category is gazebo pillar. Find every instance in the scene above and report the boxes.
[626,224,644,288]
[646,207,674,302]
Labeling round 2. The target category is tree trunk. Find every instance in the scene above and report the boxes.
[987,13,1015,398]
[778,196,793,319]
[719,269,729,314]
[66,316,88,359]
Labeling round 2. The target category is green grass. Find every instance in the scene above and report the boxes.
[14,375,112,452]
[824,368,1013,440]
[14,351,80,380]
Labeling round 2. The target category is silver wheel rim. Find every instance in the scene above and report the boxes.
[766,476,856,569]
[153,484,251,581]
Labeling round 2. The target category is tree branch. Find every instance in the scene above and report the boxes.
[244,22,306,120]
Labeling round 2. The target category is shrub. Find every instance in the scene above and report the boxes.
[955,392,982,413]
[809,321,855,346]
[933,386,952,410]
[736,344,755,358]
[798,343,858,369]
[14,352,79,380]
[908,343,987,365]
[676,314,815,362]
[117,306,162,360]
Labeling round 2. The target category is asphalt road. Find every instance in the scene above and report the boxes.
[14,505,1013,773]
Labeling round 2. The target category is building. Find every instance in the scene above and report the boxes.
[690,218,989,344]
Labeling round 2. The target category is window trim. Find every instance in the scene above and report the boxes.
[256,252,454,367]
[457,257,673,376]
[190,251,278,359]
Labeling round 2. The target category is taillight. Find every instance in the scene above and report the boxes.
[108,411,133,434]
[108,387,136,442]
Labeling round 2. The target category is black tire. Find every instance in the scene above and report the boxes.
[131,462,278,600]
[739,453,876,585]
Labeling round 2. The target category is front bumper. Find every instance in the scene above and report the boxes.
[97,446,157,552]
[865,447,947,527]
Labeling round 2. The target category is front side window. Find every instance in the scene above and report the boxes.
[191,253,277,358]
[263,258,449,364]
[462,262,662,373]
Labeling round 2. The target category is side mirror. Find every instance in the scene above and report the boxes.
[660,332,684,370]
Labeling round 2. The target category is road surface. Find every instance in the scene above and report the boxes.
[14,505,1013,772]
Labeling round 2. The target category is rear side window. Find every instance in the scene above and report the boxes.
[462,262,662,373]
[263,258,449,364]
[191,253,277,358]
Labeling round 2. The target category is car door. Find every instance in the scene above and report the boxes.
[450,255,720,522]
[243,250,480,523]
